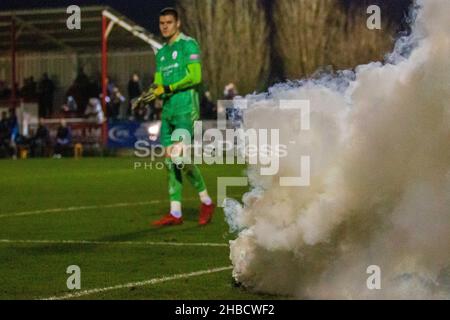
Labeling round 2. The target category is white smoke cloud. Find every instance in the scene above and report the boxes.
[225,0,450,299]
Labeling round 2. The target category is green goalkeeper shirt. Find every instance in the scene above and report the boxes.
[154,33,202,120]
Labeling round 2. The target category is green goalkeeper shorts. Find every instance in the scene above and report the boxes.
[160,113,195,147]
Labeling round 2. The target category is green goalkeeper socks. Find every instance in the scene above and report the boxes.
[182,163,207,194]
[164,158,208,205]
[164,158,183,202]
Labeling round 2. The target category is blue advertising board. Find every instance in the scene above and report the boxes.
[107,121,161,148]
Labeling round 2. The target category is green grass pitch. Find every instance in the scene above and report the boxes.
[0,158,274,300]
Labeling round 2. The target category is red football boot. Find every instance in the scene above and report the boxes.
[199,203,215,226]
[152,214,183,227]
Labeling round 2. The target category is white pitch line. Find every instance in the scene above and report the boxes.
[42,266,233,300]
[0,201,161,219]
[0,198,210,219]
[0,194,243,219]
[0,239,229,248]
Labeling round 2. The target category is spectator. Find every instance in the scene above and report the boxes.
[133,104,148,122]
[128,73,141,99]
[7,108,18,131]
[150,99,163,121]
[75,67,90,89]
[103,76,116,118]
[0,110,18,158]
[201,90,216,119]
[65,82,82,115]
[223,83,242,125]
[54,119,72,158]
[105,76,115,96]
[20,77,37,101]
[84,98,105,124]
[38,73,55,117]
[0,111,8,131]
[61,96,78,115]
[110,86,126,120]
[31,118,50,157]
[223,83,238,100]
[0,111,11,157]
[8,109,19,158]
[88,73,102,99]
[0,81,12,100]
[128,73,142,116]
[73,68,91,115]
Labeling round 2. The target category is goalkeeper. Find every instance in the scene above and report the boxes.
[140,7,214,227]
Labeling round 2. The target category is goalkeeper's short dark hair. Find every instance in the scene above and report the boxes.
[160,7,179,20]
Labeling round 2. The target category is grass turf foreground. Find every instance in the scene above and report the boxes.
[0,157,272,300]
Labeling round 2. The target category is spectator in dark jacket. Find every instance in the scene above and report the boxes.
[38,73,55,117]
[128,73,141,100]
[0,111,11,157]
[201,90,216,119]
[7,108,18,132]
[0,81,12,100]
[0,111,8,135]
[20,77,37,101]
[31,118,50,157]
[110,86,126,120]
[128,73,142,118]
[71,68,90,115]
[54,119,72,158]
[0,110,17,158]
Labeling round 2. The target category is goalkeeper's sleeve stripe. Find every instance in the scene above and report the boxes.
[154,71,163,85]
[169,63,202,92]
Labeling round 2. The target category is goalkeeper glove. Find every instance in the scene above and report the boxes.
[132,84,172,109]
[143,84,172,101]
[152,84,172,98]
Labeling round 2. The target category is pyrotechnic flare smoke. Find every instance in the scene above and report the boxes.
[225,0,450,299]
